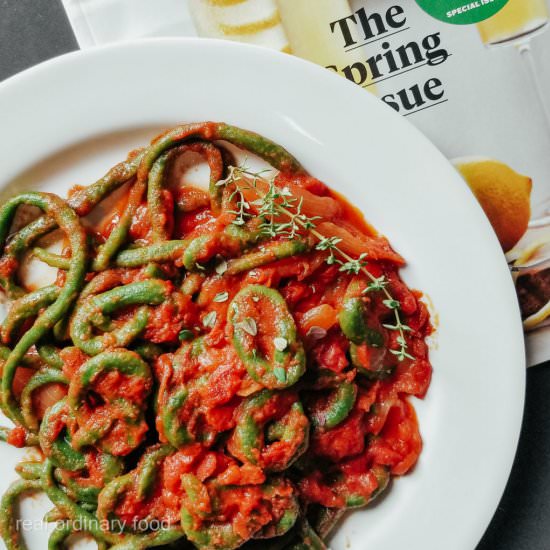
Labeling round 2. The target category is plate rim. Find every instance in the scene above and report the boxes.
[0,37,526,550]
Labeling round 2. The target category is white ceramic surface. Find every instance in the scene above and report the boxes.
[0,38,525,550]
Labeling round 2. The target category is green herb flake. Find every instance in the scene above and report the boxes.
[203,311,217,328]
[237,317,257,336]
[307,326,327,340]
[213,291,229,303]
[274,337,288,351]
[273,367,287,383]
[215,259,228,275]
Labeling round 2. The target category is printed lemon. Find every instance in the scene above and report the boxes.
[453,157,532,252]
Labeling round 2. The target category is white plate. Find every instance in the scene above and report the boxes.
[0,38,525,550]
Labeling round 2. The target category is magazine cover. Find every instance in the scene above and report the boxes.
[0,1,544,550]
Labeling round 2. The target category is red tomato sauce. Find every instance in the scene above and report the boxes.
[92,169,432,526]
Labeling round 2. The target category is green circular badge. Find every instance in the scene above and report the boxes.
[415,0,510,25]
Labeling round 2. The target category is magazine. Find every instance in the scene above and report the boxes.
[61,0,550,366]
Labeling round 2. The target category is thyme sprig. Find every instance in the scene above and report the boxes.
[219,165,413,361]
[227,186,252,226]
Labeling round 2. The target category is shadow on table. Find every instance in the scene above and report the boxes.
[477,363,550,550]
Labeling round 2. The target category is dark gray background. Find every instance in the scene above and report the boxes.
[1,1,549,548]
